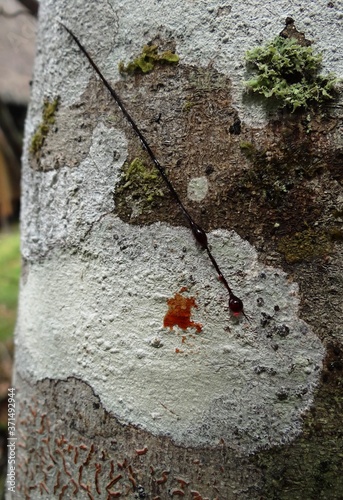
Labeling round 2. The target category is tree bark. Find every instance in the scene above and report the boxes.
[11,0,343,498]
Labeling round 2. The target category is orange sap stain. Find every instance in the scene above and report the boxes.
[163,292,202,333]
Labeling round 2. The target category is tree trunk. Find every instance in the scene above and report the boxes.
[11,0,343,498]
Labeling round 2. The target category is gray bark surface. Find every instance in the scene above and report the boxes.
[12,0,343,498]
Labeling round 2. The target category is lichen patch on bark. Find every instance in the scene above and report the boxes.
[15,222,324,453]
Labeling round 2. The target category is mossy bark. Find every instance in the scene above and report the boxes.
[12,1,343,499]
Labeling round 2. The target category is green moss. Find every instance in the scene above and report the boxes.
[245,36,338,111]
[116,157,164,205]
[30,97,60,154]
[277,228,333,263]
[119,44,179,75]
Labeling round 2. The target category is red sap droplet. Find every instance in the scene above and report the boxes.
[163,292,202,333]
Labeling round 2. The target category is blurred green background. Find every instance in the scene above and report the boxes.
[0,227,20,341]
[0,226,19,499]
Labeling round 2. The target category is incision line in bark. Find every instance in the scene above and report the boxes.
[60,22,249,321]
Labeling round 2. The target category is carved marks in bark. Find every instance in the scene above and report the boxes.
[15,376,261,499]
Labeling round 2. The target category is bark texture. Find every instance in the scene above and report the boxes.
[12,0,343,498]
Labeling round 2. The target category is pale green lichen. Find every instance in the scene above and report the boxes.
[245,36,338,111]
[30,97,60,154]
[119,44,179,75]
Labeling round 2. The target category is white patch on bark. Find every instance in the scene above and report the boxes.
[18,0,338,453]
[187,176,209,202]
[16,219,324,452]
[18,120,324,452]
[31,0,343,129]
[21,123,127,259]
